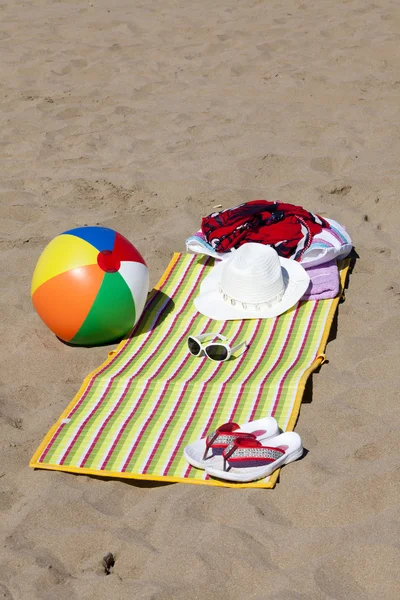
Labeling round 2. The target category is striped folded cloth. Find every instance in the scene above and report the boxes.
[186,218,352,268]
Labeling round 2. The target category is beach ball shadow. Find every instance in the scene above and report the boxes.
[59,290,175,349]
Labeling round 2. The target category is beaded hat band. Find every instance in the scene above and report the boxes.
[219,284,284,311]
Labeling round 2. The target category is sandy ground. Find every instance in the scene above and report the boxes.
[1,0,400,598]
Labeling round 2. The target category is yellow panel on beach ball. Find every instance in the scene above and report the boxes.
[31,234,99,295]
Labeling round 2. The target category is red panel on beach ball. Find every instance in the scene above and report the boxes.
[113,232,147,265]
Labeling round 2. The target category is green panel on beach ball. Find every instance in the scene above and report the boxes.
[71,272,136,346]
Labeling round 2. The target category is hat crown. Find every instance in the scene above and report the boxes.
[221,244,286,305]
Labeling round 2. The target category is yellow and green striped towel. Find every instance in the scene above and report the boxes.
[30,253,349,488]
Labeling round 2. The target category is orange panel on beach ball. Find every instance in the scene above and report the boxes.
[32,264,105,342]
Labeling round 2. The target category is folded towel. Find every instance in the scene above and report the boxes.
[302,260,339,301]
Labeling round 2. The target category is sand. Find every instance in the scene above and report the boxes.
[1,0,400,598]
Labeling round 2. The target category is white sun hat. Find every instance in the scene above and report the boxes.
[194,243,310,320]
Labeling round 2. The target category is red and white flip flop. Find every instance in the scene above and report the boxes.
[204,432,303,482]
[183,417,279,470]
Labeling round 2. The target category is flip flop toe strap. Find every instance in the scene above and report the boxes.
[222,439,285,471]
[203,422,255,460]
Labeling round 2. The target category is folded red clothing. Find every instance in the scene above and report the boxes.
[201,200,330,261]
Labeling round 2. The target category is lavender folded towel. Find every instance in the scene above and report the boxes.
[302,260,339,301]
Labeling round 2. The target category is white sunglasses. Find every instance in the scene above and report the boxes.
[187,333,248,362]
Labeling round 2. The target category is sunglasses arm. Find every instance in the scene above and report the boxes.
[230,340,248,354]
[194,332,228,342]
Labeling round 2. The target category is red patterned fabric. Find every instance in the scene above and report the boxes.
[201,200,330,261]
[204,423,255,459]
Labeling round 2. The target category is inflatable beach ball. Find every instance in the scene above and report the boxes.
[31,226,149,346]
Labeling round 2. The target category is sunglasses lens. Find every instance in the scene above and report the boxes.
[206,344,229,362]
[188,338,201,356]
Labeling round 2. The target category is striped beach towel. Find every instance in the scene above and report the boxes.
[30,253,349,488]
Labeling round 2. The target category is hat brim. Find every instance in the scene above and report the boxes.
[194,255,311,320]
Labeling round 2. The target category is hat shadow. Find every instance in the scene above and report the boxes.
[196,255,217,269]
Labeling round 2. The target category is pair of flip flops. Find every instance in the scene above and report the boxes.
[184,417,303,483]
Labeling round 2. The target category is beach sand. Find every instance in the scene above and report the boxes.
[1,0,400,598]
